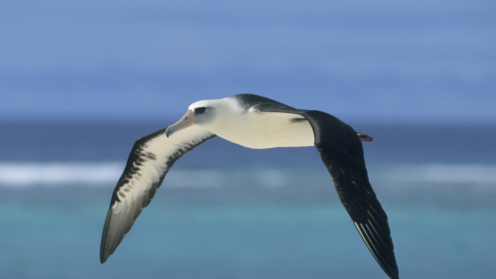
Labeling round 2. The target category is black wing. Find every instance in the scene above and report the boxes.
[100,126,215,263]
[253,99,399,279]
[302,110,399,279]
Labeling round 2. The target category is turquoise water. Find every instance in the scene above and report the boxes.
[1,123,496,278]
[1,186,495,279]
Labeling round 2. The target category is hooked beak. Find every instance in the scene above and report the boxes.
[165,110,196,138]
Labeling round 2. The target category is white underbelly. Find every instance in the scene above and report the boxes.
[212,111,315,149]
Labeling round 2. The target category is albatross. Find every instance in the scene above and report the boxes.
[100,94,400,279]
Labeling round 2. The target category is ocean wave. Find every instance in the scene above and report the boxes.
[0,162,124,187]
[381,164,496,184]
[0,162,294,189]
[373,163,496,195]
[1,162,495,192]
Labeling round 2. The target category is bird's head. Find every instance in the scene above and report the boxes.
[165,100,212,137]
[166,98,238,138]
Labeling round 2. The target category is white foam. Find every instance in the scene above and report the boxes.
[2,162,495,194]
[381,163,496,184]
[375,163,496,195]
[0,162,124,188]
[0,162,293,189]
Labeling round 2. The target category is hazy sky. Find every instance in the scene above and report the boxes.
[1,0,495,123]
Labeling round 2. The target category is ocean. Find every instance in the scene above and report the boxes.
[1,121,495,279]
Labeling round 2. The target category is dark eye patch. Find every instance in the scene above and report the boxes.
[194,107,207,114]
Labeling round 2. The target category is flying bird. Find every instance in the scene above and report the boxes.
[100,94,399,279]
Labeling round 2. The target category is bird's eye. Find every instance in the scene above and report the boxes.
[194,107,207,114]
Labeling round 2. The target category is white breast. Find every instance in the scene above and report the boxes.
[211,108,315,149]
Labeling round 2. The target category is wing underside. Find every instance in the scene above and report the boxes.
[100,126,215,263]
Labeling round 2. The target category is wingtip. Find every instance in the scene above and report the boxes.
[100,245,110,263]
[357,133,374,142]
[385,265,400,279]
[388,271,400,279]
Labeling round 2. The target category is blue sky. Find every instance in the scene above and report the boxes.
[1,0,495,123]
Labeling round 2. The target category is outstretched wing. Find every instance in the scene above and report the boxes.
[302,110,399,279]
[252,99,399,279]
[100,126,215,263]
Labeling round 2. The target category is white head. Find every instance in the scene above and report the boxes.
[165,97,242,137]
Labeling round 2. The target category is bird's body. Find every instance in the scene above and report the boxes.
[189,96,314,149]
[100,94,399,279]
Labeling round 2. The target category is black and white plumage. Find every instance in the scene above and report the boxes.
[100,94,399,279]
